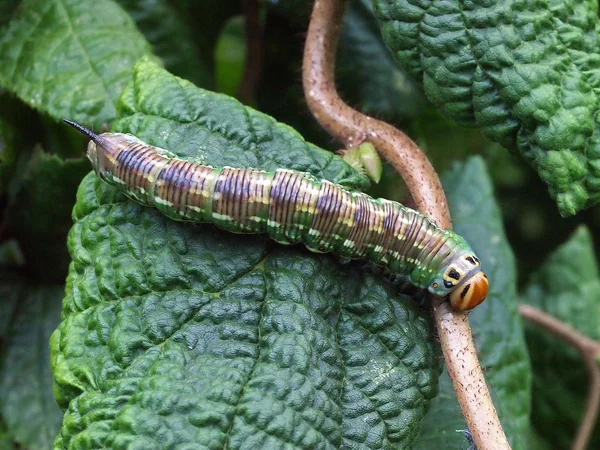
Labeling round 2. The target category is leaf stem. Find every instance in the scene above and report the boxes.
[302,1,510,449]
[519,304,600,450]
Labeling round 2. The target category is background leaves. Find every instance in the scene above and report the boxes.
[0,280,64,450]
[0,0,153,128]
[373,0,600,217]
[0,0,598,448]
[521,227,600,448]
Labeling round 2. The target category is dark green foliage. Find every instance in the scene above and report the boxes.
[117,0,213,88]
[522,227,600,449]
[0,1,597,448]
[7,151,90,282]
[337,0,425,122]
[0,280,64,450]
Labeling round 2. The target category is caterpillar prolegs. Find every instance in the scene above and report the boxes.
[65,119,488,311]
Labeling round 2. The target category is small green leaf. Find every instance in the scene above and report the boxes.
[0,280,64,450]
[51,61,440,449]
[412,157,533,450]
[372,0,600,216]
[341,142,383,183]
[7,150,90,282]
[166,0,240,70]
[117,0,212,88]
[0,0,154,128]
[214,15,247,98]
[521,226,600,448]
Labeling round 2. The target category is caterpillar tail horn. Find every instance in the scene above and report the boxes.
[63,119,111,148]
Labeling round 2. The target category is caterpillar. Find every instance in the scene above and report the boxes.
[64,119,488,311]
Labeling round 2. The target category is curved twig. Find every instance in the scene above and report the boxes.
[519,304,600,450]
[302,1,510,449]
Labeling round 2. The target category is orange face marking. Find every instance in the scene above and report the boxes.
[449,272,488,311]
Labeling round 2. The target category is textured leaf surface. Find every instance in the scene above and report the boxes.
[521,226,600,449]
[372,0,600,216]
[337,0,425,121]
[115,58,369,190]
[412,157,533,450]
[50,59,439,449]
[7,151,90,282]
[0,0,153,128]
[0,281,64,450]
[117,0,212,88]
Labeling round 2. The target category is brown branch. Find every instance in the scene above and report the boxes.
[302,1,510,449]
[519,304,600,450]
[237,0,262,104]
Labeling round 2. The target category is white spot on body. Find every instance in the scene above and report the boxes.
[155,196,173,206]
[212,213,232,221]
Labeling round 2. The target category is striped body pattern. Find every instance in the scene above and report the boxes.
[65,120,489,310]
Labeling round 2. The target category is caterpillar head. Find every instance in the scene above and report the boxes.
[430,253,488,311]
[448,271,488,311]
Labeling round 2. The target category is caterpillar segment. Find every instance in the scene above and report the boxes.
[64,119,489,311]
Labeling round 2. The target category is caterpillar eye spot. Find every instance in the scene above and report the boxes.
[444,280,454,289]
[466,256,476,265]
[433,282,439,289]
[448,269,461,280]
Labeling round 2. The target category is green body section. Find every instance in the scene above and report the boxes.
[85,131,481,298]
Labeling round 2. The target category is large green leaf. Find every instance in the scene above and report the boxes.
[412,157,533,450]
[0,280,64,450]
[521,226,600,449]
[372,0,600,217]
[0,0,153,128]
[50,59,440,449]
